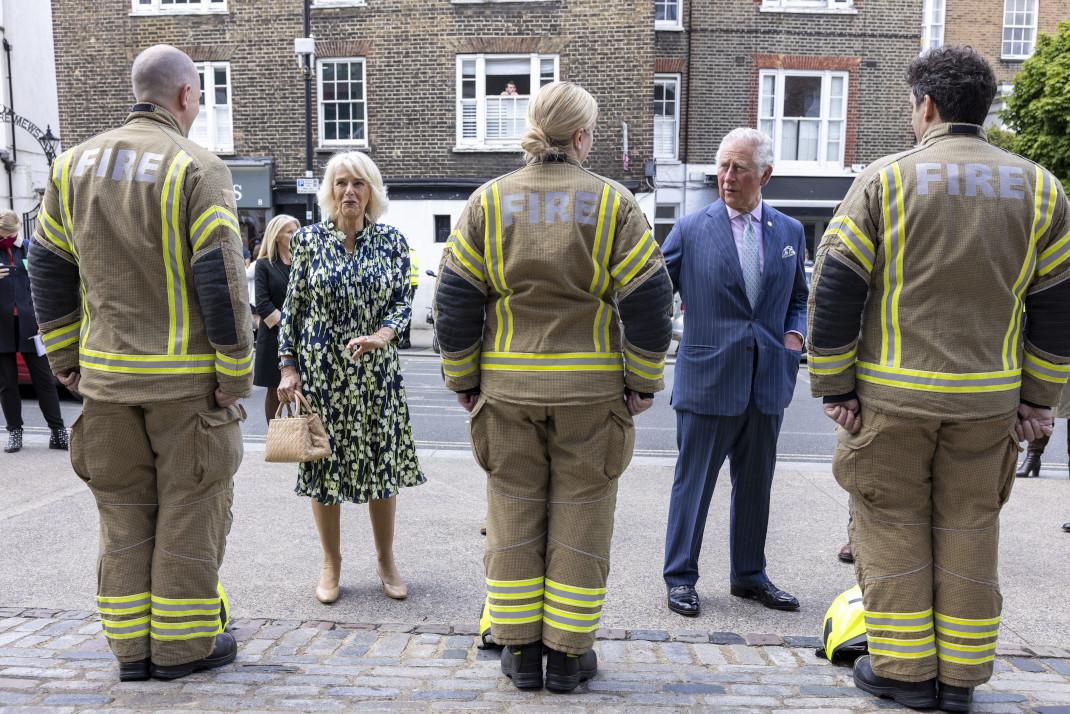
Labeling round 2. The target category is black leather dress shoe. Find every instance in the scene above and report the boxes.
[152,632,237,681]
[667,585,700,617]
[730,581,800,611]
[118,658,150,682]
[545,647,597,693]
[853,655,937,709]
[1063,521,1070,532]
[938,682,973,712]
[500,642,543,690]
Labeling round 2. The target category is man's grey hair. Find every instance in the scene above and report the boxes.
[716,128,775,173]
[131,45,198,105]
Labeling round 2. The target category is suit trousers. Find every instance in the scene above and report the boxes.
[663,401,783,589]
[835,407,1018,688]
[71,394,244,666]
[471,395,634,655]
[0,349,64,431]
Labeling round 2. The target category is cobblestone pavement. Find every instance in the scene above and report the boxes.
[1,610,1068,712]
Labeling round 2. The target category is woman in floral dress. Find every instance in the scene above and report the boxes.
[277,152,424,604]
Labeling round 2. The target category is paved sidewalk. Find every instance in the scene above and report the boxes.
[0,610,1068,712]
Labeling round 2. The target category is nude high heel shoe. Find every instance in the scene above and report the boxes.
[316,559,341,604]
[377,566,407,600]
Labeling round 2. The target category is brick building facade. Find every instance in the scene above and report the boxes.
[50,0,654,320]
[651,0,919,256]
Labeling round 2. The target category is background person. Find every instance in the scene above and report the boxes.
[808,46,1070,712]
[253,214,300,422]
[28,44,253,682]
[0,210,67,453]
[434,81,673,693]
[276,151,423,606]
[661,128,808,618]
[1014,381,1070,478]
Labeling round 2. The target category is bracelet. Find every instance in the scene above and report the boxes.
[279,357,297,370]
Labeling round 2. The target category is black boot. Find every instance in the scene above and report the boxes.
[1015,435,1048,478]
[852,655,937,710]
[152,632,237,680]
[938,683,973,712]
[49,426,69,451]
[118,658,151,682]
[545,647,597,693]
[4,427,22,453]
[500,642,542,690]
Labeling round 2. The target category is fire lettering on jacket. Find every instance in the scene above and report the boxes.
[915,162,1026,199]
[72,144,165,184]
[500,191,601,227]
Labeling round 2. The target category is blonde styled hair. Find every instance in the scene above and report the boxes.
[0,210,20,235]
[317,151,389,224]
[521,81,598,162]
[258,214,300,261]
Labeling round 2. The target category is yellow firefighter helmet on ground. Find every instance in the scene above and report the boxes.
[817,584,867,663]
[478,596,499,649]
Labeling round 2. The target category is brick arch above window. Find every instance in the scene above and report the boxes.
[446,36,567,54]
[127,43,238,63]
[316,40,373,58]
[750,54,860,166]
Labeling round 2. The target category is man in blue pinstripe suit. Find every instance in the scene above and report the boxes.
[661,128,808,616]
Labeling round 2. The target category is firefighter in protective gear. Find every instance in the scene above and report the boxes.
[433,81,672,693]
[808,46,1070,712]
[29,45,252,682]
[399,247,419,348]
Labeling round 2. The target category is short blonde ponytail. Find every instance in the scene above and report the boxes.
[521,81,598,162]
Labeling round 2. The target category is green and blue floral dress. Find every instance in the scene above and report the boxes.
[278,220,424,504]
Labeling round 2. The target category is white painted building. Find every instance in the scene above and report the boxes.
[0,0,61,220]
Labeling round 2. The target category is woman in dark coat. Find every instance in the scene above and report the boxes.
[253,214,300,422]
[0,210,67,453]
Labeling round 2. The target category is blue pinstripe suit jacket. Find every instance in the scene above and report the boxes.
[664,199,809,416]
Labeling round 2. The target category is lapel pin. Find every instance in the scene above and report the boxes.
[767,221,773,227]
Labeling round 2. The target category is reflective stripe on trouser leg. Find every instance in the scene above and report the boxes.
[833,408,939,682]
[542,400,631,654]
[931,413,1017,688]
[476,398,550,647]
[75,399,157,663]
[145,395,242,667]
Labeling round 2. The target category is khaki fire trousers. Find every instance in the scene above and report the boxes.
[834,406,1018,688]
[71,394,244,667]
[471,395,634,655]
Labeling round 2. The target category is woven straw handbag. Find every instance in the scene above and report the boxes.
[265,392,333,463]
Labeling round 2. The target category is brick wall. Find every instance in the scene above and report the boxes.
[50,0,653,188]
[656,0,918,167]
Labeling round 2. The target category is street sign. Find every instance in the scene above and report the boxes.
[296,177,320,194]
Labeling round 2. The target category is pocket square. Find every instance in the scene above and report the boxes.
[782,246,796,258]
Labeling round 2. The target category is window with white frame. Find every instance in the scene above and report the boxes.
[758,70,848,169]
[131,0,227,14]
[456,54,558,148]
[654,204,679,244]
[921,0,945,51]
[189,62,233,154]
[1002,0,1037,59]
[761,0,852,11]
[655,0,682,29]
[318,58,368,147]
[654,75,680,161]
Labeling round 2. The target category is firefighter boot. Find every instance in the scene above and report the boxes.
[500,642,542,690]
[938,683,973,712]
[118,659,150,682]
[545,647,598,693]
[852,656,937,710]
[152,632,237,681]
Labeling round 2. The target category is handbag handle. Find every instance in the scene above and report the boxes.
[276,391,315,418]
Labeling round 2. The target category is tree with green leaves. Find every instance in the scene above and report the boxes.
[1001,20,1070,188]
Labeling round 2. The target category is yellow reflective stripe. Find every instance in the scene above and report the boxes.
[543,604,601,633]
[611,230,657,287]
[486,576,545,601]
[488,601,543,625]
[448,230,486,282]
[879,164,905,367]
[484,184,514,353]
[1004,170,1050,369]
[443,351,480,378]
[98,605,150,616]
[625,347,664,380]
[544,580,606,608]
[481,351,623,372]
[937,637,997,664]
[161,151,193,355]
[1023,352,1070,383]
[1038,230,1070,276]
[544,579,606,596]
[218,582,230,629]
[589,187,618,351]
[150,596,221,606]
[934,613,1000,627]
[827,227,873,273]
[57,152,77,259]
[38,208,72,254]
[190,206,239,252]
[808,348,857,375]
[856,361,1021,394]
[101,615,151,639]
[216,351,253,377]
[486,576,544,587]
[97,592,151,604]
[151,607,219,617]
[42,322,81,352]
[81,349,216,375]
[149,619,222,640]
[838,216,875,267]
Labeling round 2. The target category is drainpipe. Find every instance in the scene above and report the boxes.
[3,36,14,209]
[681,0,694,217]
